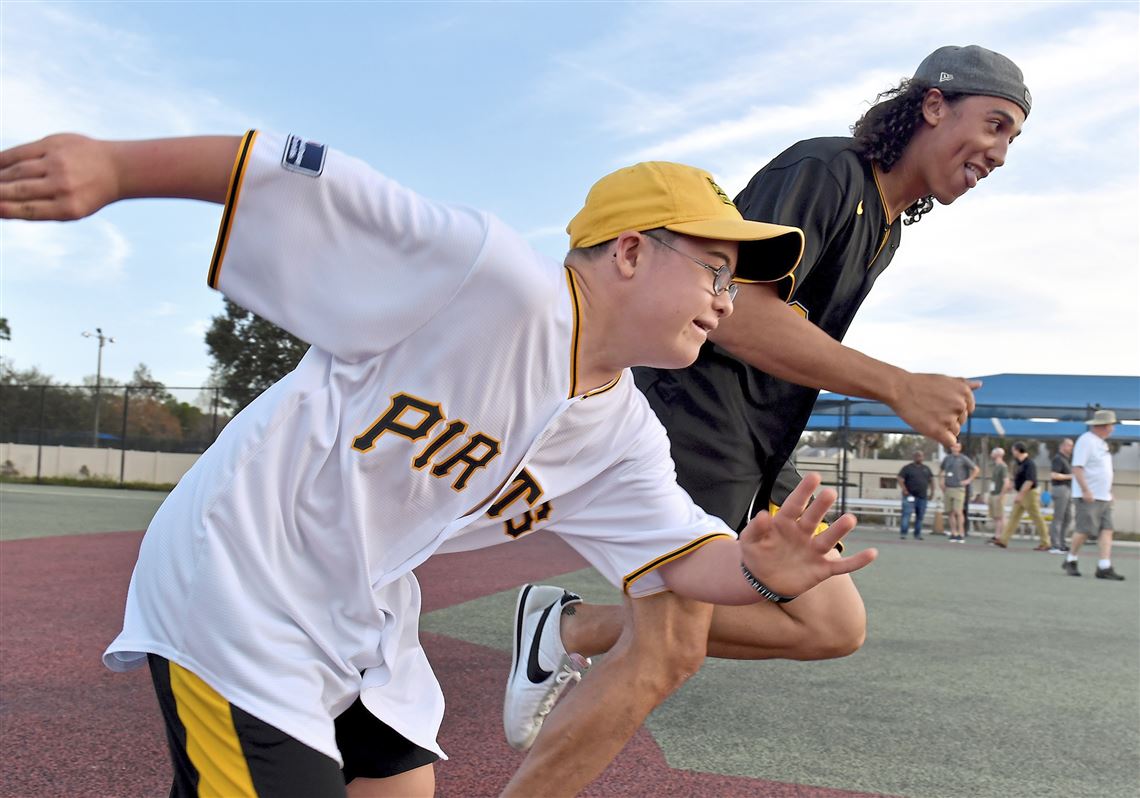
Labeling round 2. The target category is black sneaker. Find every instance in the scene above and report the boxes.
[1062,560,1081,577]
[1095,566,1125,581]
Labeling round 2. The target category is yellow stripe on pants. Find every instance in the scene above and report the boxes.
[169,661,258,798]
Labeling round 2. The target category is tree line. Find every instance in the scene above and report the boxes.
[0,304,308,453]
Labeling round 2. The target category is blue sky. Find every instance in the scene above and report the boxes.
[2,1,1138,393]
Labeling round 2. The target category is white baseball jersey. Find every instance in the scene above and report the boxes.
[1072,430,1113,500]
[103,131,734,763]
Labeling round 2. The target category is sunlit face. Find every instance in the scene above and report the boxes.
[921,92,1026,206]
[636,233,737,368]
[950,442,962,454]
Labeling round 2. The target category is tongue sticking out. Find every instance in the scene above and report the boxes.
[964,165,978,189]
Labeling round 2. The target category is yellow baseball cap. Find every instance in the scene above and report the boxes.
[566,161,804,283]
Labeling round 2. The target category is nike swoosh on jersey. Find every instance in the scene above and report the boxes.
[526,602,557,683]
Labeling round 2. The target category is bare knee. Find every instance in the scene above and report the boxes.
[621,598,710,698]
[796,598,866,660]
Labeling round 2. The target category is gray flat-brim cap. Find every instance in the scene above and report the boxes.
[914,45,1031,117]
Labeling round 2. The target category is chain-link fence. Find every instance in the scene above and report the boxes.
[0,384,230,483]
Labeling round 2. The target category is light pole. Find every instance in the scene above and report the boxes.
[81,328,114,447]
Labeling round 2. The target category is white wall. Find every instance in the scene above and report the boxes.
[0,443,197,485]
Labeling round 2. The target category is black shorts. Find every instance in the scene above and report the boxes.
[635,366,800,530]
[148,655,438,797]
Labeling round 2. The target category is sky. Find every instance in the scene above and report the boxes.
[1,0,1138,395]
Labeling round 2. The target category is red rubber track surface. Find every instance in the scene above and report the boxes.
[0,531,888,797]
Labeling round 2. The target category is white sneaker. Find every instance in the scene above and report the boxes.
[503,584,590,752]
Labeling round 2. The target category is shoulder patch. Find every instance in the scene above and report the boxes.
[281,135,327,177]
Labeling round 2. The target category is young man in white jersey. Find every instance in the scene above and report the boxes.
[0,132,876,797]
[1063,410,1124,580]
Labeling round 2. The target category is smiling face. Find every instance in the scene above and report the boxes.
[916,91,1026,206]
[635,232,737,368]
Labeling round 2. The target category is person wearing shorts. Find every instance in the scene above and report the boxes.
[1064,411,1124,580]
[0,132,875,797]
[987,447,1010,532]
[501,44,1031,797]
[940,441,979,541]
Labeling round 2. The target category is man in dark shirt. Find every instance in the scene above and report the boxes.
[1049,438,1074,552]
[990,441,1050,549]
[897,450,935,539]
[504,45,1031,794]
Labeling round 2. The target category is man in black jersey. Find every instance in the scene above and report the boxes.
[501,45,1030,798]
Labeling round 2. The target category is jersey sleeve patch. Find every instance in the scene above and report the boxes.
[281,135,327,177]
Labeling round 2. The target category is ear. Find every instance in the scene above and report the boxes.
[921,88,947,126]
[612,230,647,280]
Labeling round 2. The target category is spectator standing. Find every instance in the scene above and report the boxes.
[990,441,1050,550]
[897,450,935,540]
[988,447,1010,533]
[1049,438,1074,553]
[1064,411,1125,580]
[940,441,979,542]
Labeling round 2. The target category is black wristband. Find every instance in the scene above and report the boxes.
[740,562,797,603]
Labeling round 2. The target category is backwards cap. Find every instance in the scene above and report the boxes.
[913,45,1031,117]
[566,161,804,284]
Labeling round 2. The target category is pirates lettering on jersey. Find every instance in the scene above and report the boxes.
[352,392,502,492]
[486,467,552,539]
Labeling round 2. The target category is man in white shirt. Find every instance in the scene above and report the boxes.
[1063,410,1124,580]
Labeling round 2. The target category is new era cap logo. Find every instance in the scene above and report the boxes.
[282,135,327,177]
[706,177,734,206]
[939,71,954,82]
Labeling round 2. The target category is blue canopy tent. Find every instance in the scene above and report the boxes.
[805,374,1140,510]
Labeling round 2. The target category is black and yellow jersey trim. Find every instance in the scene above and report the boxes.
[866,164,894,272]
[563,267,622,399]
[564,267,582,397]
[621,532,732,593]
[208,130,258,289]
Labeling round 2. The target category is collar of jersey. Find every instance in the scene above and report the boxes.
[563,267,622,400]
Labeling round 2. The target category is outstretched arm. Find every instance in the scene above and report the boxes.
[659,473,877,604]
[0,134,240,220]
[709,282,979,447]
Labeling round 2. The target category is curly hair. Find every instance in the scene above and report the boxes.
[851,79,962,225]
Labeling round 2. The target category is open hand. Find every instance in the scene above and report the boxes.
[738,472,876,599]
[0,134,121,221]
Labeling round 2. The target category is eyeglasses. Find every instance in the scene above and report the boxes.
[644,232,738,300]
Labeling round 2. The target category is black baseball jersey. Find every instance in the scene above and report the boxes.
[634,137,902,529]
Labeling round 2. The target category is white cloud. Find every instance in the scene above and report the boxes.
[845,183,1140,376]
[184,320,211,338]
[150,302,178,317]
[0,219,131,282]
[521,224,568,242]
[0,3,251,145]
